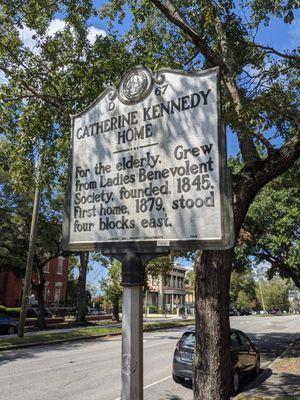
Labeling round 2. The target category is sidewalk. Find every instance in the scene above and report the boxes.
[238,337,300,400]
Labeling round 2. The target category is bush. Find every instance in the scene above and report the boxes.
[179,307,185,315]
[148,305,158,314]
[0,305,20,318]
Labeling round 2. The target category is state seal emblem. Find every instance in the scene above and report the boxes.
[118,66,152,104]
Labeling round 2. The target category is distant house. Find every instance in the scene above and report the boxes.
[145,264,187,312]
[185,283,195,309]
[0,256,69,308]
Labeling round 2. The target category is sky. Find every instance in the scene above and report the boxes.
[2,2,299,289]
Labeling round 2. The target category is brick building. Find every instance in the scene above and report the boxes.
[0,256,69,308]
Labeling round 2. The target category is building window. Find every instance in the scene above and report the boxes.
[44,282,49,301]
[44,262,50,273]
[57,257,64,274]
[54,283,63,303]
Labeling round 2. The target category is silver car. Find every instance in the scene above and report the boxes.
[172,327,260,394]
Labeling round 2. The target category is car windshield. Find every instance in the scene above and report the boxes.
[182,331,195,347]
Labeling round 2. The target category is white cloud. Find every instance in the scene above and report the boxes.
[18,25,38,51]
[18,18,106,52]
[87,25,107,43]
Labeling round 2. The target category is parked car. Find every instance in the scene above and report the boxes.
[172,327,260,395]
[229,307,239,316]
[88,308,100,315]
[26,308,39,318]
[239,307,252,316]
[0,315,17,335]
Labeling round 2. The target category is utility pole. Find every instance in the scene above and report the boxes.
[18,171,41,337]
[254,265,266,314]
[258,279,266,313]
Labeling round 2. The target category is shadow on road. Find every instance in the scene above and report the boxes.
[244,332,299,365]
[0,336,121,367]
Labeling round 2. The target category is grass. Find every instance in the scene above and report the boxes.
[0,319,194,348]
[0,326,121,347]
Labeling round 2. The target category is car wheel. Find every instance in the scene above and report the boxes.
[172,374,185,384]
[7,326,15,335]
[231,369,240,395]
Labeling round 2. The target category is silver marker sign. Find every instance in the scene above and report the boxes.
[63,66,234,252]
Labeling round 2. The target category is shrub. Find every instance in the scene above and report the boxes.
[148,305,158,313]
[0,305,20,318]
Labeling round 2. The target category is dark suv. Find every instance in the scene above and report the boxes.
[172,327,260,394]
[0,315,17,335]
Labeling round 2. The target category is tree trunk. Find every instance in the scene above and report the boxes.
[76,252,89,324]
[193,249,233,400]
[35,280,46,328]
[34,266,47,329]
[112,300,120,322]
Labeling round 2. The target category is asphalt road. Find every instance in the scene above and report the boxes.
[0,315,299,400]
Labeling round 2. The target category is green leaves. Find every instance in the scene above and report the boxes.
[239,165,300,288]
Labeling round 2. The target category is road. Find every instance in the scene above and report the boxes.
[0,315,299,400]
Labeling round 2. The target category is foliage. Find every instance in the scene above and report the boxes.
[257,277,291,311]
[185,269,195,287]
[100,258,122,320]
[230,270,257,306]
[0,161,63,277]
[0,305,20,318]
[100,259,122,305]
[235,291,252,309]
[0,2,134,193]
[146,255,174,287]
[238,166,300,288]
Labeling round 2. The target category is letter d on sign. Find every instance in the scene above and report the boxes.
[108,102,115,111]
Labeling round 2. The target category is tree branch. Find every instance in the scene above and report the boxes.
[253,132,276,155]
[150,0,261,164]
[249,43,300,63]
[150,0,221,67]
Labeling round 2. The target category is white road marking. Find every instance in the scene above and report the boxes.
[113,375,172,400]
[144,375,172,389]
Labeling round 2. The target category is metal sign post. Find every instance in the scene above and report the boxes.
[121,253,144,400]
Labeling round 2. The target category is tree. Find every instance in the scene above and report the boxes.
[257,277,291,312]
[230,270,257,307]
[185,269,195,287]
[0,156,63,327]
[240,166,300,288]
[100,2,300,398]
[67,251,96,323]
[100,259,122,321]
[0,2,299,398]
[0,1,134,327]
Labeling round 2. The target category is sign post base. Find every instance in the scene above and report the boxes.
[121,253,145,400]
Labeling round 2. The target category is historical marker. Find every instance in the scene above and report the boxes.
[63,66,233,252]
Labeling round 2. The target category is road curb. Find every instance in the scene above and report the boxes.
[0,323,194,352]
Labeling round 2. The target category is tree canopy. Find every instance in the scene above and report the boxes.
[237,166,300,288]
